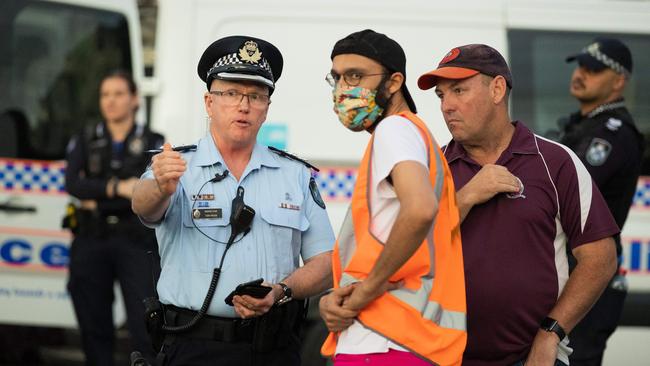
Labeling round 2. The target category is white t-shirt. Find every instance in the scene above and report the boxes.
[335,114,429,355]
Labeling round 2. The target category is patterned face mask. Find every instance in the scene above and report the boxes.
[332,86,384,132]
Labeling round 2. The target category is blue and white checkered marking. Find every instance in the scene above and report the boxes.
[0,159,65,193]
[623,239,650,273]
[633,177,650,208]
[313,168,357,201]
[1,159,649,205]
[315,167,650,207]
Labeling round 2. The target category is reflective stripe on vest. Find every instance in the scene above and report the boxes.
[321,111,467,366]
[340,272,466,331]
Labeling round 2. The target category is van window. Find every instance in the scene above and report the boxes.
[508,30,650,174]
[0,0,132,160]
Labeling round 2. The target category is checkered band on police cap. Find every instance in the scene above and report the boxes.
[197,36,283,92]
[208,52,273,80]
[566,38,632,76]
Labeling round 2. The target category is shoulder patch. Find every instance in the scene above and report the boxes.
[268,146,319,172]
[309,177,326,209]
[605,118,622,131]
[585,138,612,166]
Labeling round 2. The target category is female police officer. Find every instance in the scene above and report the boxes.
[65,70,164,366]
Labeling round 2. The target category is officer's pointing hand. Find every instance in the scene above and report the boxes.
[151,142,186,196]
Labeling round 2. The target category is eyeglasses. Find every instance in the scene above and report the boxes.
[209,90,271,108]
[325,71,388,87]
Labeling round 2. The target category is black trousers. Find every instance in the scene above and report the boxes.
[67,230,159,366]
[162,334,301,366]
[569,286,627,366]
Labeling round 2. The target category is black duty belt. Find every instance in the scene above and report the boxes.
[164,305,255,343]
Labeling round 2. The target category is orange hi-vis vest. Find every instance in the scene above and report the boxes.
[321,111,467,366]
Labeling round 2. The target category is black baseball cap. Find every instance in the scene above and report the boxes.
[566,38,632,75]
[331,29,417,113]
[197,35,283,93]
[418,44,513,90]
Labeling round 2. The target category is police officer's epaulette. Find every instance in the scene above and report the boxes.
[268,146,319,172]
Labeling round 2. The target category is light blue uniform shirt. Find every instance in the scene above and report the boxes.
[141,134,334,317]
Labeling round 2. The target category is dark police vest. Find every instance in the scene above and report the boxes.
[560,100,644,257]
[80,122,163,221]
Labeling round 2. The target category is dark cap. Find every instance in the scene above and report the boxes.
[197,35,283,93]
[331,29,417,113]
[566,38,632,76]
[418,44,513,90]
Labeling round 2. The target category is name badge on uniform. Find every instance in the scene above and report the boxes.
[279,202,300,211]
[192,208,222,219]
[192,194,215,201]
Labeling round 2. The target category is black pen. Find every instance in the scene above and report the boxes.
[145,144,198,154]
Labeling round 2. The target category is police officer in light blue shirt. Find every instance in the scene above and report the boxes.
[132,35,334,366]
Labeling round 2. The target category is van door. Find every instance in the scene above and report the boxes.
[0,0,135,327]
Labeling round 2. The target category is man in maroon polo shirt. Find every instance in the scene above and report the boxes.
[417,44,619,366]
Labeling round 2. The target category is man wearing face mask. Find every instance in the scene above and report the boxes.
[318,29,467,366]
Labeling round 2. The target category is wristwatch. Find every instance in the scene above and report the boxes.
[540,316,566,341]
[275,282,293,306]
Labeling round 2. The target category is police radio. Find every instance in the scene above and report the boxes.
[162,185,254,333]
[229,186,255,239]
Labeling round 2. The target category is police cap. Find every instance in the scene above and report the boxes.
[197,35,283,93]
[566,37,632,76]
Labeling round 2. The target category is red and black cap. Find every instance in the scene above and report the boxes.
[566,38,632,76]
[418,44,513,90]
[197,35,283,93]
[331,29,417,113]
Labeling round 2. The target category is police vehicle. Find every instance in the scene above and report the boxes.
[1,0,649,364]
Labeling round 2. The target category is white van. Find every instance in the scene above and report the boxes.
[0,0,143,359]
[1,0,648,363]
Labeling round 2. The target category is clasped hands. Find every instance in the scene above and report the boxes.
[319,280,402,332]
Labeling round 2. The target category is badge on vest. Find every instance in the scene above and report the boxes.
[192,208,222,219]
[129,137,144,155]
[309,177,326,209]
[585,138,612,166]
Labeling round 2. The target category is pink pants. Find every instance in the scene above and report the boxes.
[334,349,432,366]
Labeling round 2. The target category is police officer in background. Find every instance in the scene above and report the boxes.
[65,70,164,365]
[559,38,644,366]
[131,36,334,366]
